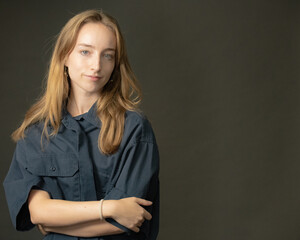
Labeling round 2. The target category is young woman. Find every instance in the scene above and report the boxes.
[3,9,159,240]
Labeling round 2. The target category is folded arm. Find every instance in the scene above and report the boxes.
[42,220,123,237]
[28,189,152,237]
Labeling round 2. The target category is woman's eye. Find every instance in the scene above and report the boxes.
[104,53,114,60]
[80,50,89,56]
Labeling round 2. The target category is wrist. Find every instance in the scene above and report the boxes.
[102,200,117,219]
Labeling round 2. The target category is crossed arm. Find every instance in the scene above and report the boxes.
[28,189,152,237]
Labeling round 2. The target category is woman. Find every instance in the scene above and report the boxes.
[3,9,159,240]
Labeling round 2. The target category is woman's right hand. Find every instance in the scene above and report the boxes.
[102,197,152,232]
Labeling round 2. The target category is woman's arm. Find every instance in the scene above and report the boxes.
[42,220,123,237]
[28,190,105,226]
[28,189,152,235]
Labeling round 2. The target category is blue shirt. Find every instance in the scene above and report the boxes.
[3,102,160,240]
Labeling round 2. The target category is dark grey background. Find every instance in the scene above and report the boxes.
[1,0,300,239]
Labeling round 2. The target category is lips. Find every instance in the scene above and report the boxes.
[85,75,102,81]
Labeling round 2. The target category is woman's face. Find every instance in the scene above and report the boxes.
[65,22,116,98]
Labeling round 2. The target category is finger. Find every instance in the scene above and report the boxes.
[137,220,143,227]
[143,210,152,221]
[135,198,153,206]
[37,224,48,236]
[132,226,140,233]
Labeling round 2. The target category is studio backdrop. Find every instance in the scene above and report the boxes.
[0,1,300,239]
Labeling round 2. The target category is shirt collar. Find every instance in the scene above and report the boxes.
[61,100,101,130]
[84,101,101,127]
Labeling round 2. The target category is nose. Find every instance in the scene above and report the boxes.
[90,55,101,72]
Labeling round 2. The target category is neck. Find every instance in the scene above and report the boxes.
[67,91,99,117]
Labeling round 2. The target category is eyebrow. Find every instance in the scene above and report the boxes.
[77,43,115,51]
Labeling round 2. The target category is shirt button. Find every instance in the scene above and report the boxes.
[51,167,56,171]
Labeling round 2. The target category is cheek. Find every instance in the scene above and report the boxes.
[68,57,85,74]
[104,62,115,75]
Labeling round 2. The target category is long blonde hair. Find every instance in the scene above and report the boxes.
[12,9,141,154]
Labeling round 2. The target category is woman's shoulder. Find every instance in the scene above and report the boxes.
[17,121,51,153]
[125,110,147,125]
[124,110,156,144]
[12,122,44,164]
[23,121,45,140]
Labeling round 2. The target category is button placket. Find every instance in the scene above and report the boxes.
[75,119,97,201]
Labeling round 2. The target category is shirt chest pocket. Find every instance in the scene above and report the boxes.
[26,153,79,177]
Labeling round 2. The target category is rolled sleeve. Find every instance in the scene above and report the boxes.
[3,141,45,231]
[105,140,160,239]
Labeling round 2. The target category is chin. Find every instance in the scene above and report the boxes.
[86,86,103,95]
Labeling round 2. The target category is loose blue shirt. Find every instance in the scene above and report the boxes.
[3,102,160,240]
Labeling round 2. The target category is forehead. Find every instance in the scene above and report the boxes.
[76,22,116,49]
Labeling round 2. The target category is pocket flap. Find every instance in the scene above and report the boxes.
[26,154,78,177]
